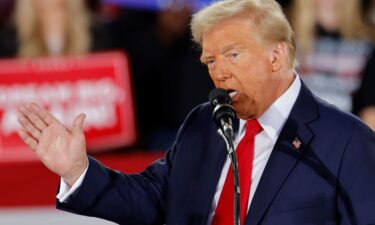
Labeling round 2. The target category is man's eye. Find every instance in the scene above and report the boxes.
[229,52,239,59]
[206,59,215,66]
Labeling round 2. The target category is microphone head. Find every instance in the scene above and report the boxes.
[208,88,236,129]
[209,88,232,107]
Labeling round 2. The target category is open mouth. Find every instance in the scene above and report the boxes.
[227,89,239,99]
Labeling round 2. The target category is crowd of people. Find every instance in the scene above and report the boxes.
[1,0,375,150]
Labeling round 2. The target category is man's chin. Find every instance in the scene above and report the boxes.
[234,111,248,120]
[234,108,255,120]
[233,105,246,119]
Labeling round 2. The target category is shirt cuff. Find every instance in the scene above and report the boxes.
[56,162,89,203]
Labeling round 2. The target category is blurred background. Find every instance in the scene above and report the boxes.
[0,0,374,224]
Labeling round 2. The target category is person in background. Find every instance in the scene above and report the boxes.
[289,0,375,129]
[15,0,113,58]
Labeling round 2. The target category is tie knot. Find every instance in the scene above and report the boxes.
[245,119,262,137]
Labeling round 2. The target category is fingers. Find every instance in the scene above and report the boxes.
[18,129,38,151]
[73,113,86,133]
[29,103,58,126]
[18,105,48,131]
[17,114,42,140]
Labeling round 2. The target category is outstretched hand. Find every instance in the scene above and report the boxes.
[17,103,88,186]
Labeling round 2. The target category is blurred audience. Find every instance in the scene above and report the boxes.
[4,0,374,149]
[13,0,213,150]
[16,0,90,57]
[123,2,213,150]
[2,0,114,58]
[289,0,375,129]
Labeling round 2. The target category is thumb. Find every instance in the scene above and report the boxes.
[73,113,86,133]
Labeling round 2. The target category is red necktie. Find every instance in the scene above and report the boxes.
[211,119,263,225]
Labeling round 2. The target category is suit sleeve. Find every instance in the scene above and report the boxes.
[337,125,375,225]
[56,104,203,225]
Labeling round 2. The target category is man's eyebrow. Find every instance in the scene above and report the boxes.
[200,54,211,63]
[220,43,241,54]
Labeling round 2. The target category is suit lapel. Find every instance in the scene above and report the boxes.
[192,119,239,225]
[190,120,239,225]
[246,84,319,225]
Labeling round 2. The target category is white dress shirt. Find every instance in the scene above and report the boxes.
[206,75,301,224]
[58,76,302,224]
[57,165,88,203]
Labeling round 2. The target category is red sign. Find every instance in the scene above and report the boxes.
[0,52,137,162]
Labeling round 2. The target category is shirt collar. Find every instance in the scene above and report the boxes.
[238,75,301,140]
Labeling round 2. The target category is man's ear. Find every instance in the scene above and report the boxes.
[270,42,287,72]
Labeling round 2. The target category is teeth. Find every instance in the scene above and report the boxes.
[229,91,238,98]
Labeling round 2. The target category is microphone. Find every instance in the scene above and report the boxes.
[209,88,236,139]
[209,88,241,225]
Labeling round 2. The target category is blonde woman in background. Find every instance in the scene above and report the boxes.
[289,0,375,129]
[15,0,91,57]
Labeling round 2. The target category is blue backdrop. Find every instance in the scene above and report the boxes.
[102,0,214,11]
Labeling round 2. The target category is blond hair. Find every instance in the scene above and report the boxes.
[191,0,297,70]
[15,0,91,58]
[290,0,375,55]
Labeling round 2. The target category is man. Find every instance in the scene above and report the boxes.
[17,0,375,224]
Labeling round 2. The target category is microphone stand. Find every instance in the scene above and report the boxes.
[217,128,240,225]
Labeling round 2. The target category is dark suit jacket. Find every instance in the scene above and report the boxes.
[57,84,375,225]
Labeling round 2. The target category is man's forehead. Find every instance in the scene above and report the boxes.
[201,25,252,55]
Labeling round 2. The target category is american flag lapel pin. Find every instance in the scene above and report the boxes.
[292,137,302,150]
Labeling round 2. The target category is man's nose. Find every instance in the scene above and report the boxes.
[213,60,231,82]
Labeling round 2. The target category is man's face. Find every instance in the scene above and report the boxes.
[201,17,279,120]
